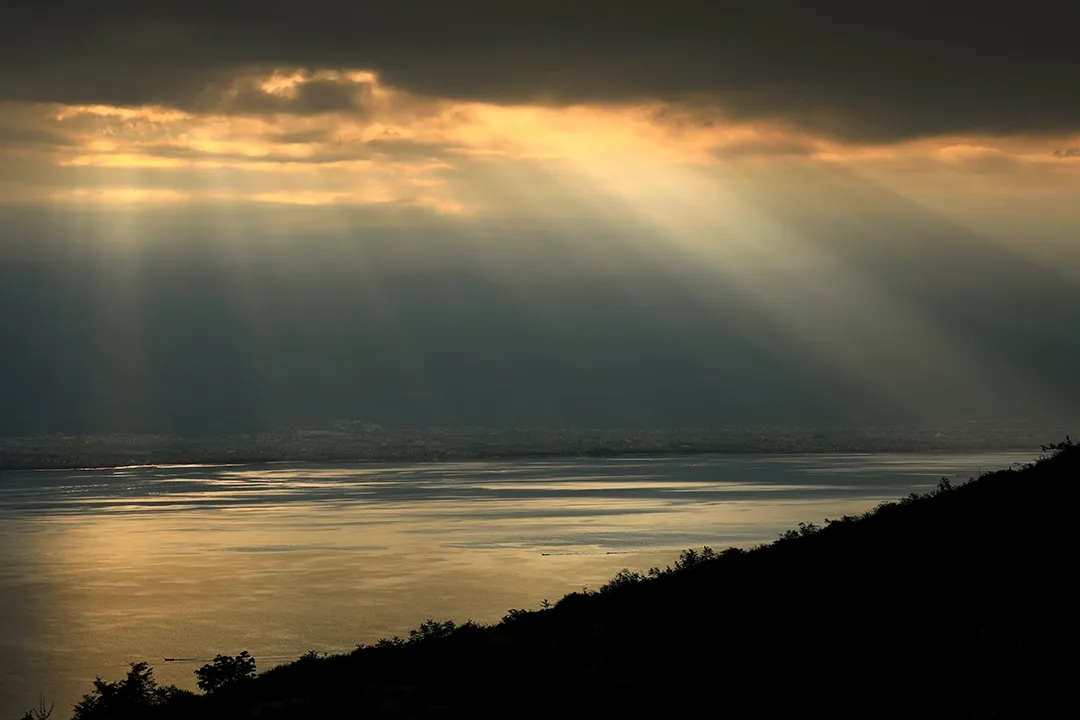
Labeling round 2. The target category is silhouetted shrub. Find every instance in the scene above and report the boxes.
[194,652,256,694]
[677,546,716,568]
[600,568,644,593]
[17,695,53,720]
[502,608,532,623]
[900,491,922,505]
[408,619,458,643]
[72,662,186,720]
[779,523,821,540]
[1041,435,1073,454]
[373,637,406,649]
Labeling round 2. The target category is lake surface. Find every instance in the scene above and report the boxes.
[0,451,1034,715]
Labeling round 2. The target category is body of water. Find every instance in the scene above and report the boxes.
[0,451,1034,715]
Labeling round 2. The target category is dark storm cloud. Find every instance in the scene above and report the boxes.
[0,105,75,149]
[275,129,336,145]
[711,137,819,159]
[124,137,460,165]
[128,143,355,165]
[0,125,75,149]
[194,75,374,115]
[1,1,1076,140]
[362,138,461,161]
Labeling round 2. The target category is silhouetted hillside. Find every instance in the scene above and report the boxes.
[33,440,1076,719]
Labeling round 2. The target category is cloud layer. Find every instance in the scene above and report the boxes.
[3,2,1078,140]
[2,66,1077,216]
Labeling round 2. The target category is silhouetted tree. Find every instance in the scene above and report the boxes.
[502,608,531,623]
[194,651,256,694]
[72,662,183,719]
[600,568,644,593]
[408,619,457,643]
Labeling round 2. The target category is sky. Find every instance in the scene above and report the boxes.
[1,1,1078,434]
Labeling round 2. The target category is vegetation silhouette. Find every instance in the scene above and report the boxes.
[18,439,1075,719]
[69,663,195,720]
[17,695,52,720]
[193,653,256,694]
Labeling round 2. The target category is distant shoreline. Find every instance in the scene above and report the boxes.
[0,425,1059,472]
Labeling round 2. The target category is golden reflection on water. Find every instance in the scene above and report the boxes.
[0,451,1034,713]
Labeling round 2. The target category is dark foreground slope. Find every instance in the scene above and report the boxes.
[60,442,1077,720]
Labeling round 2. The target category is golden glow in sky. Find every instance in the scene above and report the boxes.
[2,66,1077,426]
[0,67,1075,223]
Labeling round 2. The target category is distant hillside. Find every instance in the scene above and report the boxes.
[24,440,1075,719]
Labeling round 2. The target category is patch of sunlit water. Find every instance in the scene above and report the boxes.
[0,451,1035,715]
